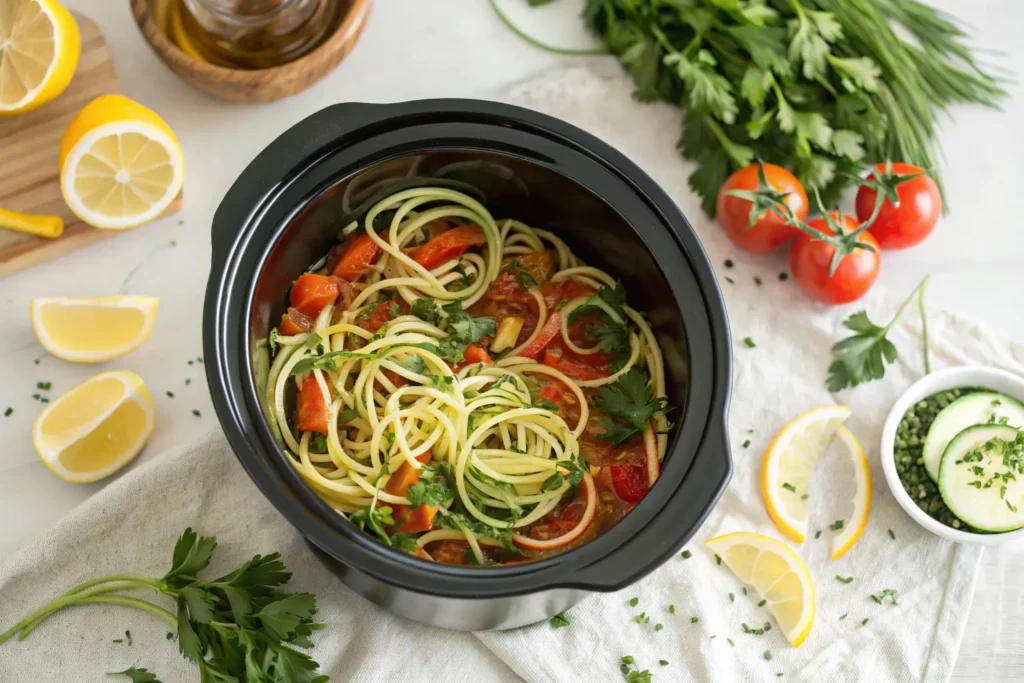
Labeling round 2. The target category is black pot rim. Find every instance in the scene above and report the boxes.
[203,99,732,599]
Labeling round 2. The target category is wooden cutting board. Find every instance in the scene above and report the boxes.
[0,12,183,279]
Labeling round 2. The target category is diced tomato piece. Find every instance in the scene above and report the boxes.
[542,346,610,380]
[488,251,556,300]
[279,307,313,336]
[541,382,565,404]
[608,457,649,503]
[290,274,340,318]
[541,279,596,311]
[329,232,383,280]
[385,458,438,534]
[357,298,409,333]
[295,376,330,435]
[384,461,421,498]
[395,503,438,534]
[519,311,561,359]
[463,344,492,365]
[427,540,471,565]
[407,225,486,270]
[522,495,585,541]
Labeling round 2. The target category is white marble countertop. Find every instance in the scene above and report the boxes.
[1,0,1021,680]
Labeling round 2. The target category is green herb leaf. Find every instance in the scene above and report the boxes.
[411,297,442,325]
[549,612,570,628]
[595,368,670,447]
[107,668,162,683]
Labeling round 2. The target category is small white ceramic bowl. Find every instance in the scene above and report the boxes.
[880,365,1024,545]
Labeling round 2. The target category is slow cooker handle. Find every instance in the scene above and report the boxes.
[567,427,732,591]
[209,102,385,268]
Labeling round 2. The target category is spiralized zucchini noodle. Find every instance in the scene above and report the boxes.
[263,187,672,566]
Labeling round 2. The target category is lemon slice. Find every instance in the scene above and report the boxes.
[31,295,159,362]
[59,94,183,230]
[706,531,816,646]
[32,370,155,483]
[760,405,851,544]
[0,0,80,115]
[828,425,872,560]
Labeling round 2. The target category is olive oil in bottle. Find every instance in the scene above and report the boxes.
[170,0,345,70]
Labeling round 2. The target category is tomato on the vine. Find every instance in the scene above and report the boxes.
[716,163,808,254]
[790,213,880,305]
[855,162,941,250]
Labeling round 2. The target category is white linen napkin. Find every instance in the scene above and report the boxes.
[3,63,1021,683]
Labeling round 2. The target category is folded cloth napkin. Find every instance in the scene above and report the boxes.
[3,63,1023,683]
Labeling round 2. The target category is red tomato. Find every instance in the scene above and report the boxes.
[357,298,408,333]
[488,251,557,301]
[295,377,330,434]
[329,232,383,280]
[407,226,486,269]
[428,540,471,565]
[608,457,648,503]
[279,307,312,336]
[522,496,585,541]
[716,163,808,254]
[540,280,595,311]
[519,311,561,359]
[855,162,941,250]
[790,213,881,305]
[462,344,492,365]
[542,346,609,381]
[289,274,340,318]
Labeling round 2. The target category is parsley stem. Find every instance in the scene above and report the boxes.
[18,596,177,641]
[884,274,930,336]
[918,276,931,374]
[61,573,169,597]
[488,0,607,56]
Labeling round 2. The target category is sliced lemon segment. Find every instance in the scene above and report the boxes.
[760,405,852,543]
[32,370,155,483]
[30,295,159,362]
[829,425,872,560]
[706,531,816,646]
[59,94,183,230]
[0,0,79,115]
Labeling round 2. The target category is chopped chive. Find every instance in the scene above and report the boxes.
[166,391,175,398]
[835,576,854,584]
[727,638,735,647]
[781,482,796,492]
[871,595,882,604]
[196,357,204,364]
[742,588,748,596]
[668,605,675,614]
[112,639,123,643]
[3,407,11,417]
[763,650,772,661]
[715,554,721,565]
[166,632,174,640]
[33,359,40,365]
[757,599,767,607]
[724,259,734,268]
[839,613,848,620]
[659,660,669,666]
[743,439,751,448]
[830,520,845,531]
[690,616,698,623]
[814,530,822,539]
[32,393,40,400]
[861,618,869,625]
[185,378,192,385]
[710,635,717,640]
[801,493,809,500]
[743,337,756,348]
[654,623,663,632]
[125,630,132,646]
[728,592,735,602]
[40,398,48,403]
[169,240,177,247]
[188,360,194,365]
[681,550,692,559]
[754,277,763,286]
[629,597,639,607]
[725,276,735,284]
[192,409,201,417]
[779,273,788,280]
[621,656,634,665]
[36,381,51,390]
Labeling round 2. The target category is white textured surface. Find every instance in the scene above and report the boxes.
[0,0,1021,680]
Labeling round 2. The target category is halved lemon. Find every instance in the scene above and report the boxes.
[0,0,80,115]
[760,405,851,544]
[32,370,155,483]
[59,94,183,230]
[31,295,159,362]
[706,531,816,646]
[828,425,872,560]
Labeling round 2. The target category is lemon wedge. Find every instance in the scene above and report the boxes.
[31,295,159,362]
[828,425,872,560]
[760,405,852,544]
[0,0,80,116]
[32,370,154,483]
[59,94,183,230]
[706,531,816,646]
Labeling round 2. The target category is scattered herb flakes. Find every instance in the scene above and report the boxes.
[166,391,175,398]
[32,393,40,400]
[112,638,123,643]
[727,638,735,647]
[871,589,898,605]
[165,632,174,640]
[839,613,848,621]
[836,576,854,584]
[192,409,201,417]
[800,493,809,500]
[754,277,763,287]
[33,359,40,365]
[36,381,52,390]
[4,407,11,417]
[690,616,699,624]
[634,612,650,624]
[888,529,896,540]
[742,588,748,596]
[743,439,752,448]
[187,360,194,366]
[777,675,784,678]
[757,600,767,607]
[870,594,882,605]
[185,378,192,386]
[782,482,795,492]
[659,660,669,666]
[40,397,48,403]
[862,618,870,626]
[814,530,822,540]
[196,357,204,364]
[170,239,178,247]
[654,623,663,632]
[710,635,717,640]
[725,277,735,285]
[549,612,570,629]
[125,630,132,646]
[715,554,722,566]
[741,623,766,635]
[831,519,846,531]
[743,337,756,348]
[728,592,735,602]
[724,259,734,269]
[779,273,789,282]
[763,651,772,661]
[629,597,639,607]
[681,550,692,559]
[668,605,675,614]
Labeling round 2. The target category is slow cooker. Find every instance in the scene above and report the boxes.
[203,99,732,631]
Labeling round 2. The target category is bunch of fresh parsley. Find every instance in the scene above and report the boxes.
[509,0,1005,215]
[0,529,328,683]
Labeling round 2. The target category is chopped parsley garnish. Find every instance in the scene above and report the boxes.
[680,550,692,559]
[628,597,639,607]
[862,618,869,625]
[411,297,441,325]
[536,399,559,412]
[595,368,671,447]
[108,667,160,683]
[567,284,630,353]
[668,605,675,614]
[728,592,735,602]
[763,650,772,661]
[659,660,668,666]
[888,529,896,540]
[690,616,698,623]
[743,439,752,448]
[743,337,756,348]
[871,588,898,605]
[191,409,201,417]
[549,612,570,629]
[830,520,845,531]
[36,381,51,390]
[166,391,174,398]
[727,638,735,647]
[801,494,809,500]
[290,349,378,375]
[754,277,763,287]
[654,623,663,632]
[779,273,789,281]
[835,575,854,584]
[757,599,767,607]
[541,472,565,491]
[633,612,650,624]
[4,407,11,417]
[814,530,822,539]
[839,613,848,621]
[442,301,496,344]
[516,270,539,289]
[715,554,721,565]
[619,656,652,683]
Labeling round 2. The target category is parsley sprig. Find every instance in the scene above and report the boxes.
[0,529,327,683]
[568,284,629,353]
[595,368,672,447]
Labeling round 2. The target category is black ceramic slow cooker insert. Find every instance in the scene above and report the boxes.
[203,99,732,631]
